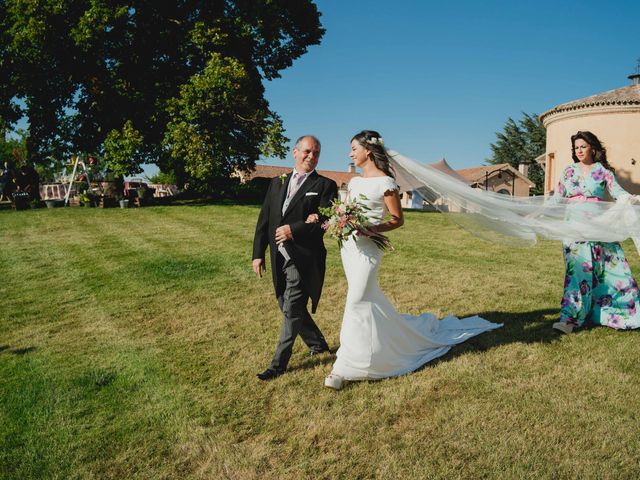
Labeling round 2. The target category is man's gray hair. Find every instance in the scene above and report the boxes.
[294,135,321,150]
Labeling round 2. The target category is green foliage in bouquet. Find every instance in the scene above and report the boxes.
[319,194,392,251]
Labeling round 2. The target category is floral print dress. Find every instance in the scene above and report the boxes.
[556,163,640,329]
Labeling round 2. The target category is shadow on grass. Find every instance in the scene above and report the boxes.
[0,345,37,355]
[420,308,563,367]
[12,346,37,355]
[475,308,560,345]
[289,351,336,373]
[136,198,262,208]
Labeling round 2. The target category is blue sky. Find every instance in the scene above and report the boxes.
[9,1,639,178]
[262,0,640,173]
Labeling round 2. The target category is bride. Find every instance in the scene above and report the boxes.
[315,130,502,390]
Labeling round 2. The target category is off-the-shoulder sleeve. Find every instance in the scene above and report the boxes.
[346,177,357,200]
[381,176,399,194]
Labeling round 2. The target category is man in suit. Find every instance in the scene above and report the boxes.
[252,135,339,380]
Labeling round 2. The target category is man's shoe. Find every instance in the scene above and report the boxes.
[552,321,575,334]
[309,346,331,356]
[256,368,283,381]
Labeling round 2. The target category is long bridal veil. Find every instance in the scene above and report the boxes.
[389,150,640,253]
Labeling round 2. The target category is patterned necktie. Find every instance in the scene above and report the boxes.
[282,172,306,215]
[288,173,306,199]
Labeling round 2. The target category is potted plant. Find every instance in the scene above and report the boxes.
[79,190,98,207]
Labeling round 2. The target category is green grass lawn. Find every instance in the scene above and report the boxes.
[2,205,640,479]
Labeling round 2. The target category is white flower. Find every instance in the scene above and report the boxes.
[368,137,384,147]
[279,173,288,184]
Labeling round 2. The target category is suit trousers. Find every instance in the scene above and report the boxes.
[270,258,328,371]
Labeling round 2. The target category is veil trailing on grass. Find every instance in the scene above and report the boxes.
[389,150,640,253]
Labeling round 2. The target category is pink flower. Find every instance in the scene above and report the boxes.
[582,262,592,273]
[604,171,614,189]
[609,314,622,326]
[627,300,637,316]
[565,167,575,179]
[614,280,628,293]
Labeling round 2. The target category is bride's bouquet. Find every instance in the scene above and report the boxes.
[319,195,393,250]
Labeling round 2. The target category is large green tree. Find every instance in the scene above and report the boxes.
[0,4,21,133]
[487,112,546,195]
[0,1,324,188]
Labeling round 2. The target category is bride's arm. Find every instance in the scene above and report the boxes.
[370,189,404,233]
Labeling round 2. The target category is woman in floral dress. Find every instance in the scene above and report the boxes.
[552,131,640,334]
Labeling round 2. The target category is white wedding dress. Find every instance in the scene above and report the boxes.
[330,176,502,380]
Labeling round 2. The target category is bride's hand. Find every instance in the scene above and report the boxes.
[306,213,319,224]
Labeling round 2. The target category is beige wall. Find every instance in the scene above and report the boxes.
[480,173,531,197]
[543,106,640,194]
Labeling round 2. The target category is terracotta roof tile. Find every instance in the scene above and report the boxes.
[248,165,359,187]
[456,163,511,181]
[540,84,640,121]
[456,163,534,186]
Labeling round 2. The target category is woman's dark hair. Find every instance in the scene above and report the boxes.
[571,131,613,172]
[352,130,395,178]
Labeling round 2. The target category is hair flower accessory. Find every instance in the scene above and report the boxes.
[368,137,384,147]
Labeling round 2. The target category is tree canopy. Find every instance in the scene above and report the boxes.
[487,112,546,195]
[0,1,324,187]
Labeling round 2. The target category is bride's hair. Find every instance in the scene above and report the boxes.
[352,130,395,179]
